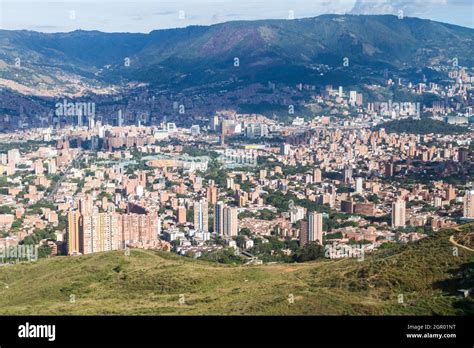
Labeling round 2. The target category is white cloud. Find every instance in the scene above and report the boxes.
[350,0,448,17]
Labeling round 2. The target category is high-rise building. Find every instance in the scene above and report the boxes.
[67,211,82,255]
[237,193,247,207]
[349,90,357,105]
[209,115,219,131]
[7,149,20,165]
[308,212,324,245]
[459,148,469,163]
[6,161,15,176]
[290,206,306,223]
[81,208,124,254]
[117,109,123,127]
[313,168,322,183]
[343,165,353,184]
[385,162,394,177]
[121,212,159,245]
[81,210,123,254]
[77,110,83,127]
[34,159,44,175]
[391,199,406,228]
[280,143,291,156]
[177,206,187,224]
[47,159,57,174]
[81,208,100,254]
[463,190,474,219]
[355,177,363,194]
[223,206,238,237]
[446,185,456,202]
[214,201,224,235]
[206,186,218,205]
[6,149,19,175]
[300,219,309,246]
[194,199,209,232]
[220,120,227,146]
[226,177,235,190]
[100,211,123,251]
[79,195,94,215]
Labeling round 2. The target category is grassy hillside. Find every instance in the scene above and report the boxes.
[0,224,472,315]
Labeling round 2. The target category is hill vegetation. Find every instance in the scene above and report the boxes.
[0,224,472,315]
[374,118,469,135]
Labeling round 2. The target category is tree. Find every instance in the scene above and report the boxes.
[295,242,324,262]
[38,245,52,258]
[235,235,246,248]
[0,205,13,214]
[11,218,23,230]
[239,228,252,237]
[258,209,276,221]
[200,248,245,264]
[98,191,113,201]
[367,194,380,204]
[284,238,299,252]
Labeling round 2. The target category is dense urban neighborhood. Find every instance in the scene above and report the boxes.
[0,63,472,266]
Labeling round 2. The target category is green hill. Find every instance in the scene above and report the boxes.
[0,224,472,315]
[374,118,469,135]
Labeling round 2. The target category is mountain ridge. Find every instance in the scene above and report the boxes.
[0,14,473,94]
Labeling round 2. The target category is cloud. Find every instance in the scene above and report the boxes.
[151,11,177,16]
[349,0,448,16]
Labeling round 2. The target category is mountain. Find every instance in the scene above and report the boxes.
[0,224,472,315]
[0,14,473,95]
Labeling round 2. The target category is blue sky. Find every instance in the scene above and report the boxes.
[0,0,472,32]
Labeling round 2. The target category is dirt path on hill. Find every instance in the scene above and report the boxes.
[449,235,474,252]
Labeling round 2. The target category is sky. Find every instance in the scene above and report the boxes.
[0,0,472,33]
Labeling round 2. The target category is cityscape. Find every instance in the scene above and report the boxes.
[0,0,473,325]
